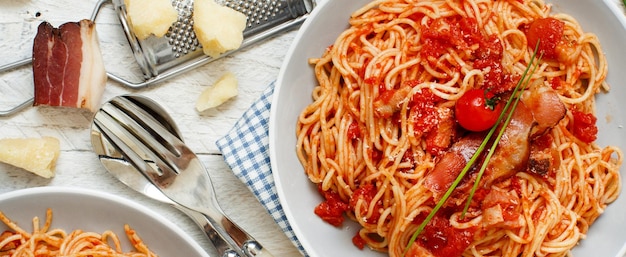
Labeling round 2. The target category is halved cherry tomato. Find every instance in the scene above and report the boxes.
[455,89,504,132]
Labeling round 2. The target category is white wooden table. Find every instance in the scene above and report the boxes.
[0,0,302,256]
[1,1,624,257]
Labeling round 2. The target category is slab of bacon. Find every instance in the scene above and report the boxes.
[32,20,106,112]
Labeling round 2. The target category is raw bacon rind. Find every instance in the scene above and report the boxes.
[32,20,106,111]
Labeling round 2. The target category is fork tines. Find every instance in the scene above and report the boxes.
[93,96,186,179]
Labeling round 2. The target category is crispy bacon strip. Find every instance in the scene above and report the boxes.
[521,84,567,137]
[480,101,534,187]
[424,85,566,199]
[423,134,483,199]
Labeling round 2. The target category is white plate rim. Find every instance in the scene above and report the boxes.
[0,186,210,257]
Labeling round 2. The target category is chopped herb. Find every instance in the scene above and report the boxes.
[483,91,500,111]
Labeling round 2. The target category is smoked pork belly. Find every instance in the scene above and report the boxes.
[32,19,106,111]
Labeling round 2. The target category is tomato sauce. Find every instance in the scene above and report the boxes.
[409,90,442,134]
[421,16,512,93]
[350,184,381,224]
[314,185,350,227]
[533,133,554,149]
[525,17,565,60]
[510,176,523,196]
[0,231,20,251]
[376,81,395,104]
[347,121,361,140]
[416,213,474,257]
[352,233,368,249]
[571,109,598,143]
[421,17,481,61]
[549,76,562,90]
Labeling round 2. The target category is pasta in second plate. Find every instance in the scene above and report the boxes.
[0,208,157,257]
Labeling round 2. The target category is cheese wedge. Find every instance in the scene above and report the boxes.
[196,72,239,111]
[126,0,178,40]
[0,137,60,178]
[193,0,247,58]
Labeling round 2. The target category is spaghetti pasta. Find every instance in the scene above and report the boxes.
[0,208,157,257]
[295,0,623,256]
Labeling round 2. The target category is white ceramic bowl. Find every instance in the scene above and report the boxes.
[0,187,209,257]
[270,0,626,256]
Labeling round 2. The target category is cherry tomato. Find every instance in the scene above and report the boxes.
[455,89,504,132]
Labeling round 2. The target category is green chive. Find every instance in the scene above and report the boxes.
[461,50,542,218]
[403,42,541,256]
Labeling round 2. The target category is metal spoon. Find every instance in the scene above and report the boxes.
[91,95,274,257]
[90,94,238,257]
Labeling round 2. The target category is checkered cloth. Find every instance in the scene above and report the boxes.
[216,81,307,256]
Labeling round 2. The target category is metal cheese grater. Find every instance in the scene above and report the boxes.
[0,0,315,116]
[111,0,315,86]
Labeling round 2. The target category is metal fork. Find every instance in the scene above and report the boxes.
[92,95,273,257]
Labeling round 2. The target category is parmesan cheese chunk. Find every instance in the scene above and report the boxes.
[196,72,239,111]
[193,0,247,58]
[0,137,60,178]
[125,0,178,40]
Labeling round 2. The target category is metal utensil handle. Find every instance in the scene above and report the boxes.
[173,186,273,257]
[94,113,247,257]
[94,96,273,257]
[175,205,241,257]
[214,209,275,257]
[92,96,242,257]
[179,185,272,257]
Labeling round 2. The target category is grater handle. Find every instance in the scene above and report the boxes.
[0,58,34,117]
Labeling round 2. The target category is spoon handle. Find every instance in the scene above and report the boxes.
[241,240,275,257]
[180,200,275,257]
[175,205,241,257]
[200,197,275,257]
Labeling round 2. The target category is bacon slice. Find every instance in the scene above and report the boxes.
[523,86,565,177]
[425,107,457,156]
[480,101,534,187]
[423,134,483,199]
[423,102,534,202]
[32,20,106,111]
[481,188,523,229]
[424,85,566,199]
[528,144,558,177]
[374,86,411,118]
[521,84,566,137]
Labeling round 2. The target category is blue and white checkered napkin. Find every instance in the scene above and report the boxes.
[216,81,308,256]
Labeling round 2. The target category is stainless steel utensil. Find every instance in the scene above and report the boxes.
[91,95,240,257]
[91,94,273,257]
[1,0,315,116]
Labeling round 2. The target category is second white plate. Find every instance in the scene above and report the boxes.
[0,187,210,257]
